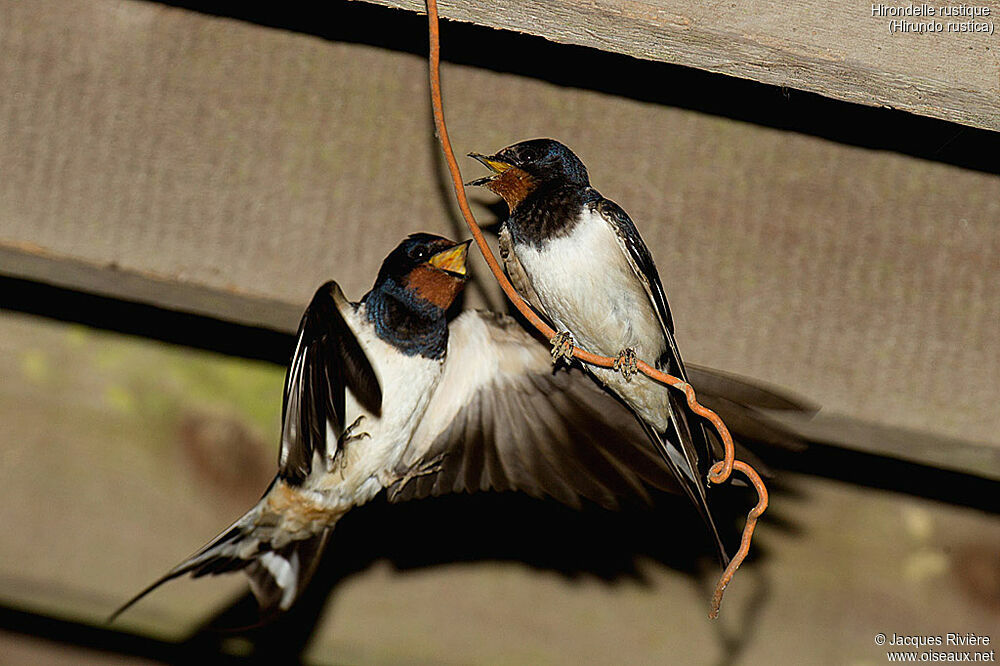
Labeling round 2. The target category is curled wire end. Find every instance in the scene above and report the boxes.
[677,381,735,483]
[708,460,769,619]
[709,583,727,620]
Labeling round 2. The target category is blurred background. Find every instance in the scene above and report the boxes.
[1,1,998,664]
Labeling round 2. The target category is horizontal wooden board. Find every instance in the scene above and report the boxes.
[1,0,998,451]
[4,242,999,483]
[0,309,998,664]
[360,0,1000,131]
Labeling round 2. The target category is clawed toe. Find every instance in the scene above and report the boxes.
[549,330,576,365]
[339,415,371,444]
[334,415,371,473]
[614,347,639,381]
[394,453,446,494]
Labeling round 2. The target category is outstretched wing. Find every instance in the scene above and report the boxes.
[387,310,684,509]
[386,311,810,512]
[279,281,382,485]
[686,363,815,454]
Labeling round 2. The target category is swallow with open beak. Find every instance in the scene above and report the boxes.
[113,231,804,620]
[469,138,730,561]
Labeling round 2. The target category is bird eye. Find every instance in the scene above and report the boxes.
[413,247,428,261]
[519,147,538,162]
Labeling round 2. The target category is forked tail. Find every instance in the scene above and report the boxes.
[641,420,730,566]
[109,479,332,622]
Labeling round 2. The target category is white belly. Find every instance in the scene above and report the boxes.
[513,208,672,430]
[312,305,443,504]
[515,208,664,359]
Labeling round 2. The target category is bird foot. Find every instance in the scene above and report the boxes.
[614,347,639,381]
[339,415,372,445]
[549,330,576,365]
[334,415,371,473]
[411,453,445,479]
[389,453,447,499]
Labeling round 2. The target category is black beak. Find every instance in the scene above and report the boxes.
[465,175,497,188]
[465,152,512,187]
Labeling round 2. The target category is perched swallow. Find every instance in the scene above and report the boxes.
[469,138,730,560]
[113,233,794,620]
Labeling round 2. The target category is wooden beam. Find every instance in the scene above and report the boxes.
[0,243,302,334]
[3,242,998,483]
[3,1,998,462]
[769,411,1000,483]
[358,0,1000,132]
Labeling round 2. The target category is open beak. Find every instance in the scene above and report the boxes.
[465,153,513,187]
[428,239,472,277]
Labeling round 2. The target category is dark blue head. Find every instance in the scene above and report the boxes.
[364,233,471,357]
[468,139,589,210]
[372,233,471,311]
[491,139,589,186]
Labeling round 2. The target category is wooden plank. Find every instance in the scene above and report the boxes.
[1,306,997,662]
[359,0,1000,131]
[0,243,302,334]
[769,411,1000,482]
[2,0,998,453]
[3,242,999,482]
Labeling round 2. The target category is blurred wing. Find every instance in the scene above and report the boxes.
[387,311,680,509]
[687,363,815,452]
[686,364,818,414]
[279,281,382,486]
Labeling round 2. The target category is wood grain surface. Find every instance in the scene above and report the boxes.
[2,0,998,448]
[360,0,1000,131]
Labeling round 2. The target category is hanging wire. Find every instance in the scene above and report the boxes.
[424,0,768,619]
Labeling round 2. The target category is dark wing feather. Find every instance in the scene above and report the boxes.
[686,363,815,467]
[594,197,728,556]
[499,223,547,316]
[279,281,381,485]
[387,311,680,510]
[686,363,819,414]
[594,198,677,340]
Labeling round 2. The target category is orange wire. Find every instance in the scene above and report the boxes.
[425,0,766,619]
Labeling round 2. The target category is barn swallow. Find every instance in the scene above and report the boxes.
[468,138,731,561]
[112,232,798,620]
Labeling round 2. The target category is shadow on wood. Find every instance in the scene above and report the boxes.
[185,485,769,662]
[3,276,999,662]
[154,0,1000,175]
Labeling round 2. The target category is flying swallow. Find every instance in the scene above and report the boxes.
[112,232,796,620]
